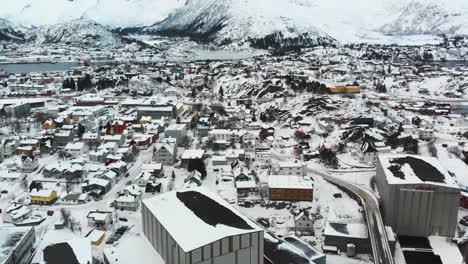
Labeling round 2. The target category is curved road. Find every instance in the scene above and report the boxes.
[308,167,395,264]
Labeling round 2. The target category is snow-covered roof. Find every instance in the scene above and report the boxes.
[141,163,163,171]
[86,229,105,243]
[235,181,257,189]
[181,149,205,160]
[268,175,313,190]
[87,211,111,222]
[378,154,458,188]
[30,189,55,198]
[142,188,262,252]
[324,222,368,239]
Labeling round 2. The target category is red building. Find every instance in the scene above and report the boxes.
[111,120,127,135]
[460,192,468,209]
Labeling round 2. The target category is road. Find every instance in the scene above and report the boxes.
[308,167,395,264]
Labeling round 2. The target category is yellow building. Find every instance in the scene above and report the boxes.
[329,86,361,94]
[30,189,58,205]
[42,120,56,130]
[87,229,106,246]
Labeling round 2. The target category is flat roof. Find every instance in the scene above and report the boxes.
[324,222,368,239]
[268,175,313,190]
[181,149,205,160]
[142,188,262,252]
[378,154,458,188]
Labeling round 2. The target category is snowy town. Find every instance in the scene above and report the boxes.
[1,16,468,264]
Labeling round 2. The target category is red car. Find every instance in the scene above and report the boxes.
[47,210,54,216]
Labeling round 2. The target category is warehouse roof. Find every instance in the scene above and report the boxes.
[142,188,262,252]
[378,154,458,188]
[268,175,313,190]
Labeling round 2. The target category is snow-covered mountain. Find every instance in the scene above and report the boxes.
[144,0,337,48]
[1,0,468,46]
[381,1,468,36]
[0,18,24,41]
[0,0,186,27]
[27,19,121,47]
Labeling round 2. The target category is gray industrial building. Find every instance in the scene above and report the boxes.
[142,188,264,264]
[0,225,36,264]
[137,106,176,120]
[376,154,460,237]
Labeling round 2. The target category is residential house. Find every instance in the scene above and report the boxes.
[102,134,125,147]
[114,194,140,211]
[153,138,177,165]
[64,142,89,158]
[111,120,127,135]
[82,132,101,148]
[141,163,164,178]
[19,155,39,173]
[165,123,187,146]
[277,161,305,177]
[87,211,113,231]
[30,189,58,205]
[2,204,32,224]
[54,130,74,147]
[294,210,314,235]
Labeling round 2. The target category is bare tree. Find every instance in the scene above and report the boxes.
[20,178,29,191]
[60,208,72,229]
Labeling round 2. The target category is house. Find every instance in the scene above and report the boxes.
[165,123,187,146]
[419,128,434,141]
[43,163,86,181]
[16,145,36,156]
[209,129,231,142]
[153,138,177,165]
[102,134,125,147]
[87,211,113,230]
[88,149,108,163]
[2,204,32,224]
[294,210,314,235]
[141,163,164,178]
[137,106,176,120]
[181,149,205,168]
[60,192,91,205]
[235,180,260,201]
[42,120,56,130]
[82,178,111,196]
[64,142,89,157]
[114,194,140,211]
[30,189,58,205]
[82,132,101,148]
[54,130,74,147]
[19,155,39,173]
[111,120,127,135]
[183,170,203,188]
[0,138,19,158]
[277,161,305,177]
[135,171,153,187]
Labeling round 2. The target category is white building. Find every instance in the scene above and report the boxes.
[153,138,177,166]
[142,188,264,264]
[165,124,187,146]
[277,161,305,177]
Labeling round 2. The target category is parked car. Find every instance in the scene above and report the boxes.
[459,219,468,226]
[47,210,54,216]
[119,217,128,222]
[257,217,270,228]
[1,190,8,194]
